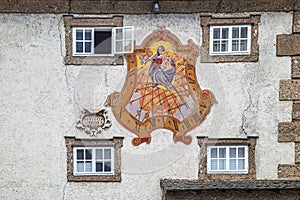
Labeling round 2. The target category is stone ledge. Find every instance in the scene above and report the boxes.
[0,0,298,14]
[294,12,300,33]
[160,179,300,191]
[278,122,300,142]
[278,164,300,178]
[277,34,300,56]
[279,80,300,101]
[292,57,300,79]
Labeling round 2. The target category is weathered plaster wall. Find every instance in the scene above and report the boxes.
[0,12,295,199]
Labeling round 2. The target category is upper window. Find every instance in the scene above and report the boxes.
[200,15,260,63]
[207,145,248,174]
[72,26,134,56]
[73,146,114,176]
[210,25,251,55]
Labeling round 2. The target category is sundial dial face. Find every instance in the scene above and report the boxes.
[108,29,215,146]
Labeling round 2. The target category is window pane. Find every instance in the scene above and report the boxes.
[116,28,123,40]
[221,28,229,39]
[219,148,226,158]
[77,149,84,159]
[85,149,92,159]
[94,31,112,54]
[104,162,111,172]
[229,159,236,170]
[219,159,226,170]
[213,28,220,39]
[124,40,132,52]
[211,148,217,158]
[124,28,132,40]
[232,27,239,38]
[230,148,236,158]
[96,149,103,160]
[76,42,83,53]
[85,42,91,53]
[221,41,228,52]
[85,30,92,40]
[241,27,248,38]
[211,159,217,170]
[213,41,220,52]
[76,30,83,40]
[85,161,92,172]
[104,149,111,159]
[238,159,245,170]
[240,40,248,51]
[115,41,123,53]
[96,162,103,172]
[77,161,84,172]
[232,40,239,51]
[238,147,245,158]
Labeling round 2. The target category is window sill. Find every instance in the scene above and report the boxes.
[64,55,124,65]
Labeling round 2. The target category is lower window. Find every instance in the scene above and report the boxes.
[65,136,123,182]
[207,145,248,174]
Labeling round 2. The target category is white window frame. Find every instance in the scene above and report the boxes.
[207,145,248,174]
[209,25,251,55]
[72,26,134,56]
[73,146,114,176]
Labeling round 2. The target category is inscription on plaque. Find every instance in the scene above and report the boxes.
[76,109,111,136]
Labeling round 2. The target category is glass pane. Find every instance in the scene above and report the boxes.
[213,28,220,39]
[232,27,239,38]
[96,149,103,160]
[77,161,84,172]
[211,148,217,158]
[229,148,236,158]
[124,28,132,40]
[85,30,92,40]
[238,147,245,158]
[238,159,245,170]
[241,27,248,38]
[94,31,112,54]
[211,159,217,170]
[221,28,229,39]
[77,149,84,159]
[76,42,83,53]
[115,41,123,53]
[240,40,248,51]
[85,42,91,53]
[116,28,123,40]
[221,41,228,52]
[213,41,220,52]
[219,159,226,170]
[229,159,236,170]
[219,148,226,158]
[85,149,92,159]
[124,40,132,52]
[104,162,111,172]
[76,30,83,40]
[232,40,239,51]
[104,149,111,159]
[96,162,103,172]
[85,161,92,172]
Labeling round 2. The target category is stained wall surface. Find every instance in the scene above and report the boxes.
[0,12,294,199]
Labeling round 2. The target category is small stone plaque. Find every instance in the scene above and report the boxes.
[76,109,111,136]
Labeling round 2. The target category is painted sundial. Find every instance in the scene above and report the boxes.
[107,29,216,146]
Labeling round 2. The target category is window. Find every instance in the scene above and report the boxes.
[72,26,134,56]
[73,147,114,175]
[65,136,123,182]
[210,25,251,55]
[198,136,257,180]
[207,145,248,174]
[200,15,260,63]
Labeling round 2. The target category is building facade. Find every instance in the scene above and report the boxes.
[1,1,300,199]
